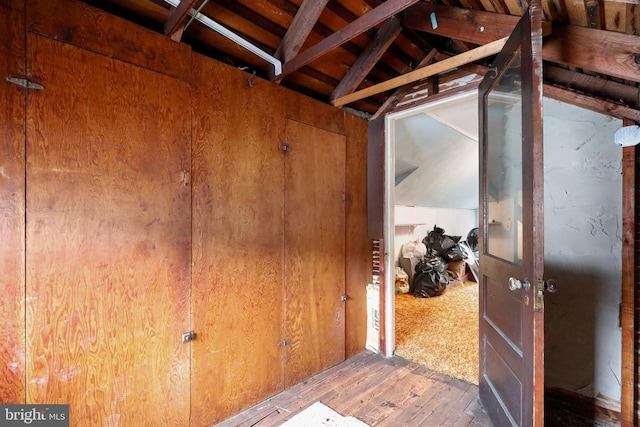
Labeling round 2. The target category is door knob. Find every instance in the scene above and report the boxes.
[508,277,530,291]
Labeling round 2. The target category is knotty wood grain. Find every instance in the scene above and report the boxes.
[27,0,192,81]
[344,112,370,358]
[284,119,346,387]
[190,53,287,427]
[0,0,26,405]
[25,34,191,425]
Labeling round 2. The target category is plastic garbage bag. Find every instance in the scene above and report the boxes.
[413,270,447,298]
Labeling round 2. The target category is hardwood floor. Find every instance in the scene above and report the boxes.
[215,351,493,427]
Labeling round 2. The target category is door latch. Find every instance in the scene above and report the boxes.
[182,330,196,343]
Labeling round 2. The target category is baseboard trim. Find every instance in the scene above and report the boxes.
[546,386,621,426]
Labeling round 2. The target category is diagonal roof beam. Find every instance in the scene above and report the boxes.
[402,3,639,84]
[371,48,439,119]
[272,0,421,83]
[275,0,329,62]
[330,16,402,102]
[332,36,508,107]
[164,0,200,41]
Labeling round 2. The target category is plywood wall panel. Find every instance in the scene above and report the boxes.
[27,0,192,82]
[285,88,346,135]
[191,55,287,426]
[284,119,346,387]
[344,112,370,358]
[0,0,26,405]
[25,34,191,425]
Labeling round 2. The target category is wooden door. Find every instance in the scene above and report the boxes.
[25,34,191,425]
[190,55,287,426]
[478,0,545,425]
[0,0,26,404]
[284,119,346,387]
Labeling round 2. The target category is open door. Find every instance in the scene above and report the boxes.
[478,0,545,425]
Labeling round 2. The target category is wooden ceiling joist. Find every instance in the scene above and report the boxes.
[544,84,640,122]
[371,48,439,119]
[272,0,422,83]
[164,0,200,41]
[543,25,640,84]
[275,0,329,62]
[330,16,402,101]
[401,4,639,83]
[332,36,508,107]
[401,2,521,45]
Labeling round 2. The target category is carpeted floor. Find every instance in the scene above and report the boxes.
[394,282,479,385]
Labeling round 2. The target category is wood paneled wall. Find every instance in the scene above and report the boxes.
[1,0,370,424]
[0,0,26,405]
[191,53,288,426]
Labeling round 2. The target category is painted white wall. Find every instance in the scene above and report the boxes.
[543,98,622,407]
[394,205,478,266]
[389,93,623,408]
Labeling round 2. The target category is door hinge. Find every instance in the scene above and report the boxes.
[5,76,44,90]
[182,330,196,343]
[278,339,291,346]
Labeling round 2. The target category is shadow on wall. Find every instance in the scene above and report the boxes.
[544,262,622,421]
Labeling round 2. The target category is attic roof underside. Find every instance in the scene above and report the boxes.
[84,0,639,121]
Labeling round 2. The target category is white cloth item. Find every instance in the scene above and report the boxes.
[279,402,369,427]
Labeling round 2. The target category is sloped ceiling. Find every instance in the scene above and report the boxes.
[394,92,479,210]
[83,0,640,122]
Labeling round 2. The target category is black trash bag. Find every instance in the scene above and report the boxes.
[413,270,447,298]
[466,227,479,253]
[414,253,447,274]
[422,225,463,263]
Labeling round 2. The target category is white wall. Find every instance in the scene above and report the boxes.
[394,205,478,266]
[543,98,622,407]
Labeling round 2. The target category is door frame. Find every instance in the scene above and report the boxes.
[382,88,480,357]
[379,83,633,425]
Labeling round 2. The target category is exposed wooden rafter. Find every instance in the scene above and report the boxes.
[330,16,402,101]
[543,25,640,84]
[275,0,329,62]
[371,48,439,119]
[164,0,200,41]
[544,84,640,122]
[272,0,421,83]
[401,3,522,45]
[332,36,508,107]
[401,3,640,84]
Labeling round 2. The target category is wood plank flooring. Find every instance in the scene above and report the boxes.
[214,351,493,427]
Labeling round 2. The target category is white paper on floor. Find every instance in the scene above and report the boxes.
[278,402,369,427]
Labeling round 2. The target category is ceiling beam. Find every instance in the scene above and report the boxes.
[164,0,200,41]
[543,25,640,84]
[402,3,639,84]
[544,64,640,107]
[401,3,521,45]
[371,48,439,119]
[272,0,421,83]
[331,36,508,107]
[275,0,329,62]
[330,16,402,101]
[544,84,640,122]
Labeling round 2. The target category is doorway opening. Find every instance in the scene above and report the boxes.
[382,89,624,419]
[386,89,480,384]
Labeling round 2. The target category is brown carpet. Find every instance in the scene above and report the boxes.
[394,282,479,384]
